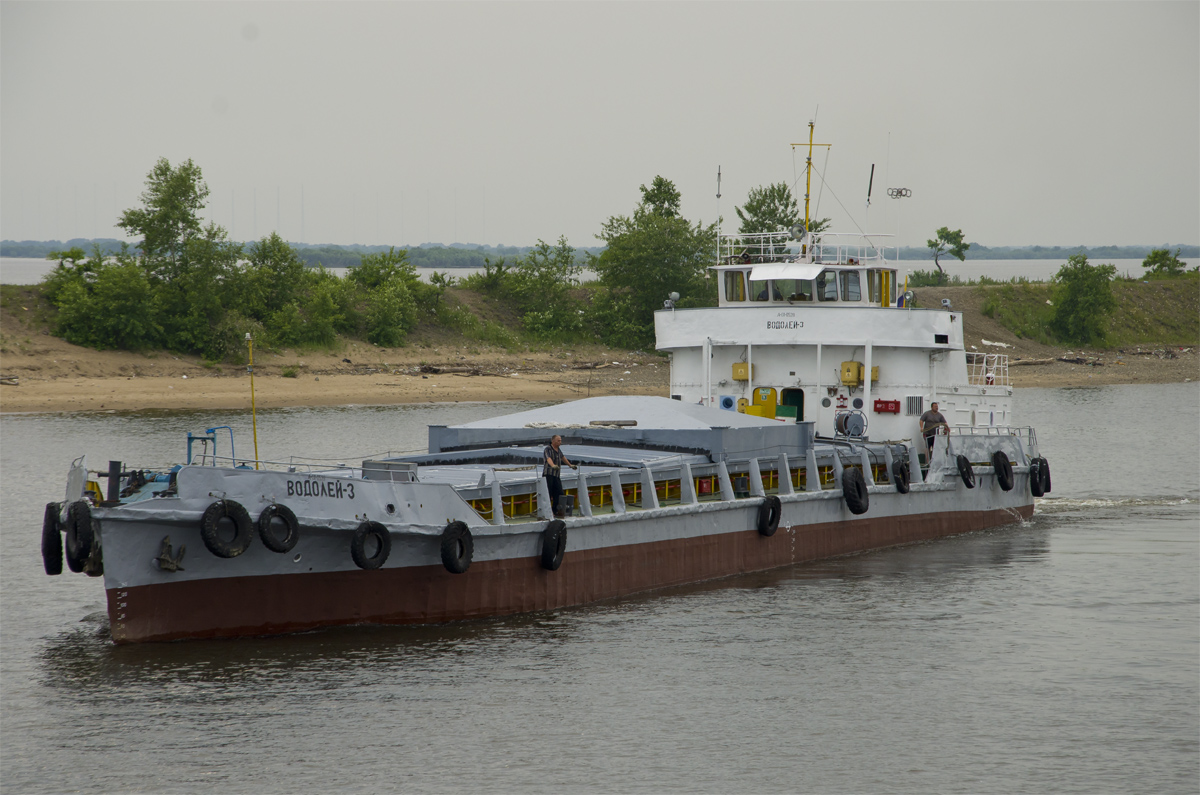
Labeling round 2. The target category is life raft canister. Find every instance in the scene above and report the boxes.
[42,502,63,576]
[65,500,95,573]
[956,455,976,489]
[540,520,567,570]
[200,499,255,558]
[892,460,911,494]
[842,467,869,515]
[991,451,1014,492]
[258,504,300,553]
[440,521,473,574]
[351,521,391,570]
[757,496,782,536]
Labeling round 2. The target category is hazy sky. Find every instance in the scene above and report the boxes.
[2,1,1197,250]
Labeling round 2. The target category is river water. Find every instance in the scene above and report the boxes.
[1,385,1197,794]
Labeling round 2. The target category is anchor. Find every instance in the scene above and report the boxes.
[155,536,186,572]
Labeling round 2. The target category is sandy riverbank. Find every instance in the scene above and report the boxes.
[2,280,1196,414]
[1,342,1195,414]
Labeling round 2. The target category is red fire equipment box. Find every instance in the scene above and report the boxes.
[873,399,901,414]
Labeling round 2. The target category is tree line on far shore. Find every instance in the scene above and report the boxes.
[35,158,1198,360]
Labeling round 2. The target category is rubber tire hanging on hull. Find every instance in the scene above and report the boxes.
[757,496,782,536]
[65,500,94,573]
[956,455,976,489]
[258,504,300,553]
[1039,457,1052,493]
[1030,458,1046,497]
[351,521,391,570]
[540,520,567,570]
[892,461,911,494]
[42,502,63,575]
[200,500,255,558]
[440,521,473,574]
[842,468,869,515]
[992,451,1014,491]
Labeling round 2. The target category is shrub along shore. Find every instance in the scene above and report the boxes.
[2,281,1196,415]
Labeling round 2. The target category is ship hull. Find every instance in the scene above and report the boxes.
[105,481,1033,643]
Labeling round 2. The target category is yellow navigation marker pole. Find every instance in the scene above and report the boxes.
[245,333,260,470]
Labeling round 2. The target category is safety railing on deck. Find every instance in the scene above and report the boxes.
[718,231,896,266]
[966,352,1010,386]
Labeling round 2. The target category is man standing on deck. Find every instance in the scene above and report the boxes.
[543,434,576,518]
[919,402,949,457]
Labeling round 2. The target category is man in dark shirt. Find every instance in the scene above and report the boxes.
[919,402,949,456]
[543,434,576,517]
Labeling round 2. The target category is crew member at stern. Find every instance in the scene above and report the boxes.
[543,434,576,518]
[919,402,949,457]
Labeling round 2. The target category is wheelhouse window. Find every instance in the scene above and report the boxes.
[816,270,838,301]
[840,270,861,301]
[724,270,746,302]
[867,269,882,303]
[773,279,814,301]
[749,277,770,301]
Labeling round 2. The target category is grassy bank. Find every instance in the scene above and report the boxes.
[965,276,1199,348]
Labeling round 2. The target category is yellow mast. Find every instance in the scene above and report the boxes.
[791,121,830,253]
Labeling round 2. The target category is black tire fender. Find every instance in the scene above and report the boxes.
[42,502,63,576]
[258,504,300,553]
[441,521,473,574]
[351,520,391,570]
[540,519,567,570]
[956,455,976,489]
[992,451,1014,492]
[842,468,869,515]
[199,500,255,558]
[1039,457,1052,493]
[892,460,911,494]
[757,495,782,536]
[1030,458,1045,497]
[65,500,94,573]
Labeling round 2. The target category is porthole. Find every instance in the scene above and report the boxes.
[821,397,832,408]
[852,398,863,409]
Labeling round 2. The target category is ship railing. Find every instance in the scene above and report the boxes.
[718,231,897,267]
[966,352,1010,386]
[945,425,1038,463]
[183,453,362,475]
[456,444,920,524]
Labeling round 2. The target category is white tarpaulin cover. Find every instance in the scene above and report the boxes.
[747,262,825,282]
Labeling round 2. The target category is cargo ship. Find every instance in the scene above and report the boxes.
[39,127,1050,643]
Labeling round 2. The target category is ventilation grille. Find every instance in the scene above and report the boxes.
[905,396,924,416]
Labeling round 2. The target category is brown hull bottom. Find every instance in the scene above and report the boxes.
[107,505,1033,643]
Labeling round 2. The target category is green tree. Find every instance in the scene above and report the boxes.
[153,222,244,357]
[117,158,209,272]
[639,176,681,218]
[1050,253,1117,345]
[594,178,717,348]
[365,279,418,346]
[241,232,307,317]
[735,182,830,254]
[1142,247,1188,277]
[55,261,161,350]
[926,227,970,285]
[350,246,416,291]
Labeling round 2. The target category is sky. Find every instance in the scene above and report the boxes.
[2,1,1197,251]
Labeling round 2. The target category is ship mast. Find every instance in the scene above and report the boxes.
[791,120,830,254]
